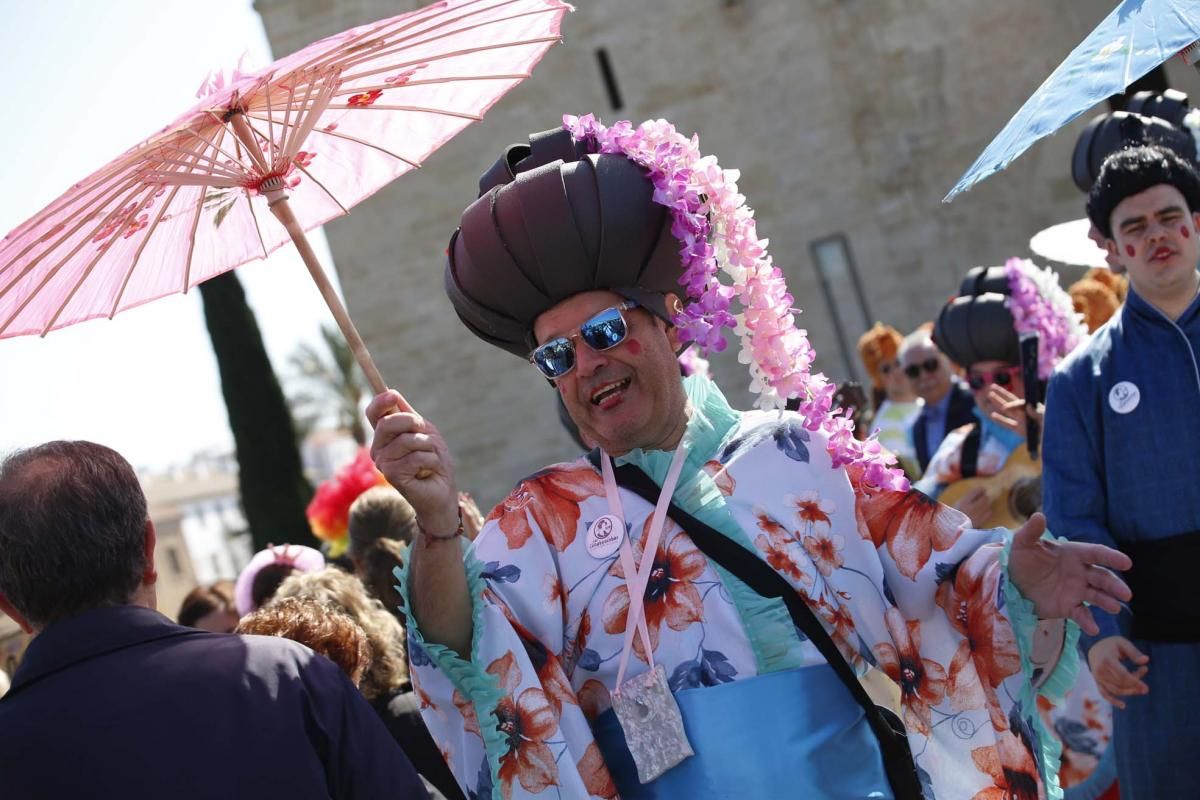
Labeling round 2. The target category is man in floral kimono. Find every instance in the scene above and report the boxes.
[368,119,1133,800]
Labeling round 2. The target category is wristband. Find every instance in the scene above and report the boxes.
[421,509,464,541]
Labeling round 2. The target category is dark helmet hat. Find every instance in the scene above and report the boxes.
[932,266,1020,370]
[444,127,685,358]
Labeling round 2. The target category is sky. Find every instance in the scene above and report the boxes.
[0,1,343,470]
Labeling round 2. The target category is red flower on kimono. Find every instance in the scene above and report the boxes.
[789,490,834,527]
[873,608,947,736]
[347,89,383,107]
[702,459,736,496]
[602,522,707,661]
[488,653,560,799]
[566,609,592,668]
[545,573,567,615]
[803,528,845,576]
[855,487,965,580]
[492,607,578,720]
[578,678,611,721]
[577,742,618,799]
[754,508,789,539]
[453,688,481,737]
[937,554,1020,730]
[485,464,604,551]
[754,530,812,586]
[970,730,1040,800]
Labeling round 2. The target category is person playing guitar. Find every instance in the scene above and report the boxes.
[915,261,1082,529]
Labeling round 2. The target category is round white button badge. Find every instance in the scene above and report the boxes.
[1108,381,1140,415]
[586,514,624,558]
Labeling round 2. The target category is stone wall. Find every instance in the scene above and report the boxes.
[256,0,1118,508]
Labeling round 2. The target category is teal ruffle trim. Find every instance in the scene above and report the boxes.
[1000,533,1082,800]
[615,374,807,673]
[396,541,506,797]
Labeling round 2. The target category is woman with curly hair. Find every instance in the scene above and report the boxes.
[273,568,463,800]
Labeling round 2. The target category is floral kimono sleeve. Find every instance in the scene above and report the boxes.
[398,465,618,800]
[854,481,1081,800]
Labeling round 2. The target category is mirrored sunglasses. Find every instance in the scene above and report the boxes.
[530,301,639,379]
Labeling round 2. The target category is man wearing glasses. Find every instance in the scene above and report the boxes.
[367,123,1132,799]
[897,330,976,474]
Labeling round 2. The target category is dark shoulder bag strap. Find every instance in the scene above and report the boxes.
[960,423,983,479]
[589,453,924,799]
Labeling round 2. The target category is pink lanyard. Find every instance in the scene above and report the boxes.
[600,443,689,690]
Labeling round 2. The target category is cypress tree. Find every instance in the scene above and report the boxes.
[199,271,313,552]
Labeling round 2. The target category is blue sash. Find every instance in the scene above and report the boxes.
[593,664,894,799]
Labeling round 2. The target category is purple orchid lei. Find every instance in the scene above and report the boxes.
[1003,257,1086,380]
[564,114,907,491]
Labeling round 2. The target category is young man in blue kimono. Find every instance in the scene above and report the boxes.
[369,122,1134,799]
[1043,144,1200,799]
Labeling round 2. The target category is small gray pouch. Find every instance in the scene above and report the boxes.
[610,663,694,783]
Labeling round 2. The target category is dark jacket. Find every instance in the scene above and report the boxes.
[372,686,466,800]
[0,605,428,800]
[912,381,977,472]
[1044,287,1200,648]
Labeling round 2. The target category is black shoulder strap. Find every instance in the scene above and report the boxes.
[585,453,886,736]
[960,423,983,479]
[585,452,923,798]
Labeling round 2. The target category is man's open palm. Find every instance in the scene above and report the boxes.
[1007,513,1132,635]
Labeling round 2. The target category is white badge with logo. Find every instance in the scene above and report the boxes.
[586,514,624,559]
[1109,381,1141,414]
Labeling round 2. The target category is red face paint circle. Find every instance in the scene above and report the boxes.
[624,338,642,355]
[1125,244,1136,257]
[1182,225,1192,239]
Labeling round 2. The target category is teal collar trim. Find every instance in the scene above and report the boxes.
[613,374,740,481]
[612,375,806,674]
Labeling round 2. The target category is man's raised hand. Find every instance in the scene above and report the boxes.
[366,390,460,536]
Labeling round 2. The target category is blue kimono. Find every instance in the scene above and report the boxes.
[1043,284,1200,799]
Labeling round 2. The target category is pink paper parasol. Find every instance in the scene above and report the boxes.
[0,0,570,406]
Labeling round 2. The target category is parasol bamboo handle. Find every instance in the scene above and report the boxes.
[228,110,432,479]
[269,197,389,396]
[269,197,434,480]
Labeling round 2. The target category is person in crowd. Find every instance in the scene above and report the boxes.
[177,579,238,633]
[915,261,1085,519]
[1043,143,1200,798]
[233,542,325,616]
[857,322,922,476]
[367,118,1132,799]
[347,485,418,613]
[898,328,976,473]
[1069,277,1122,333]
[0,440,427,799]
[237,596,371,686]
[273,567,465,800]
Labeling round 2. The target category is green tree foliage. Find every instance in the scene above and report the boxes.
[287,324,369,446]
[199,271,313,551]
